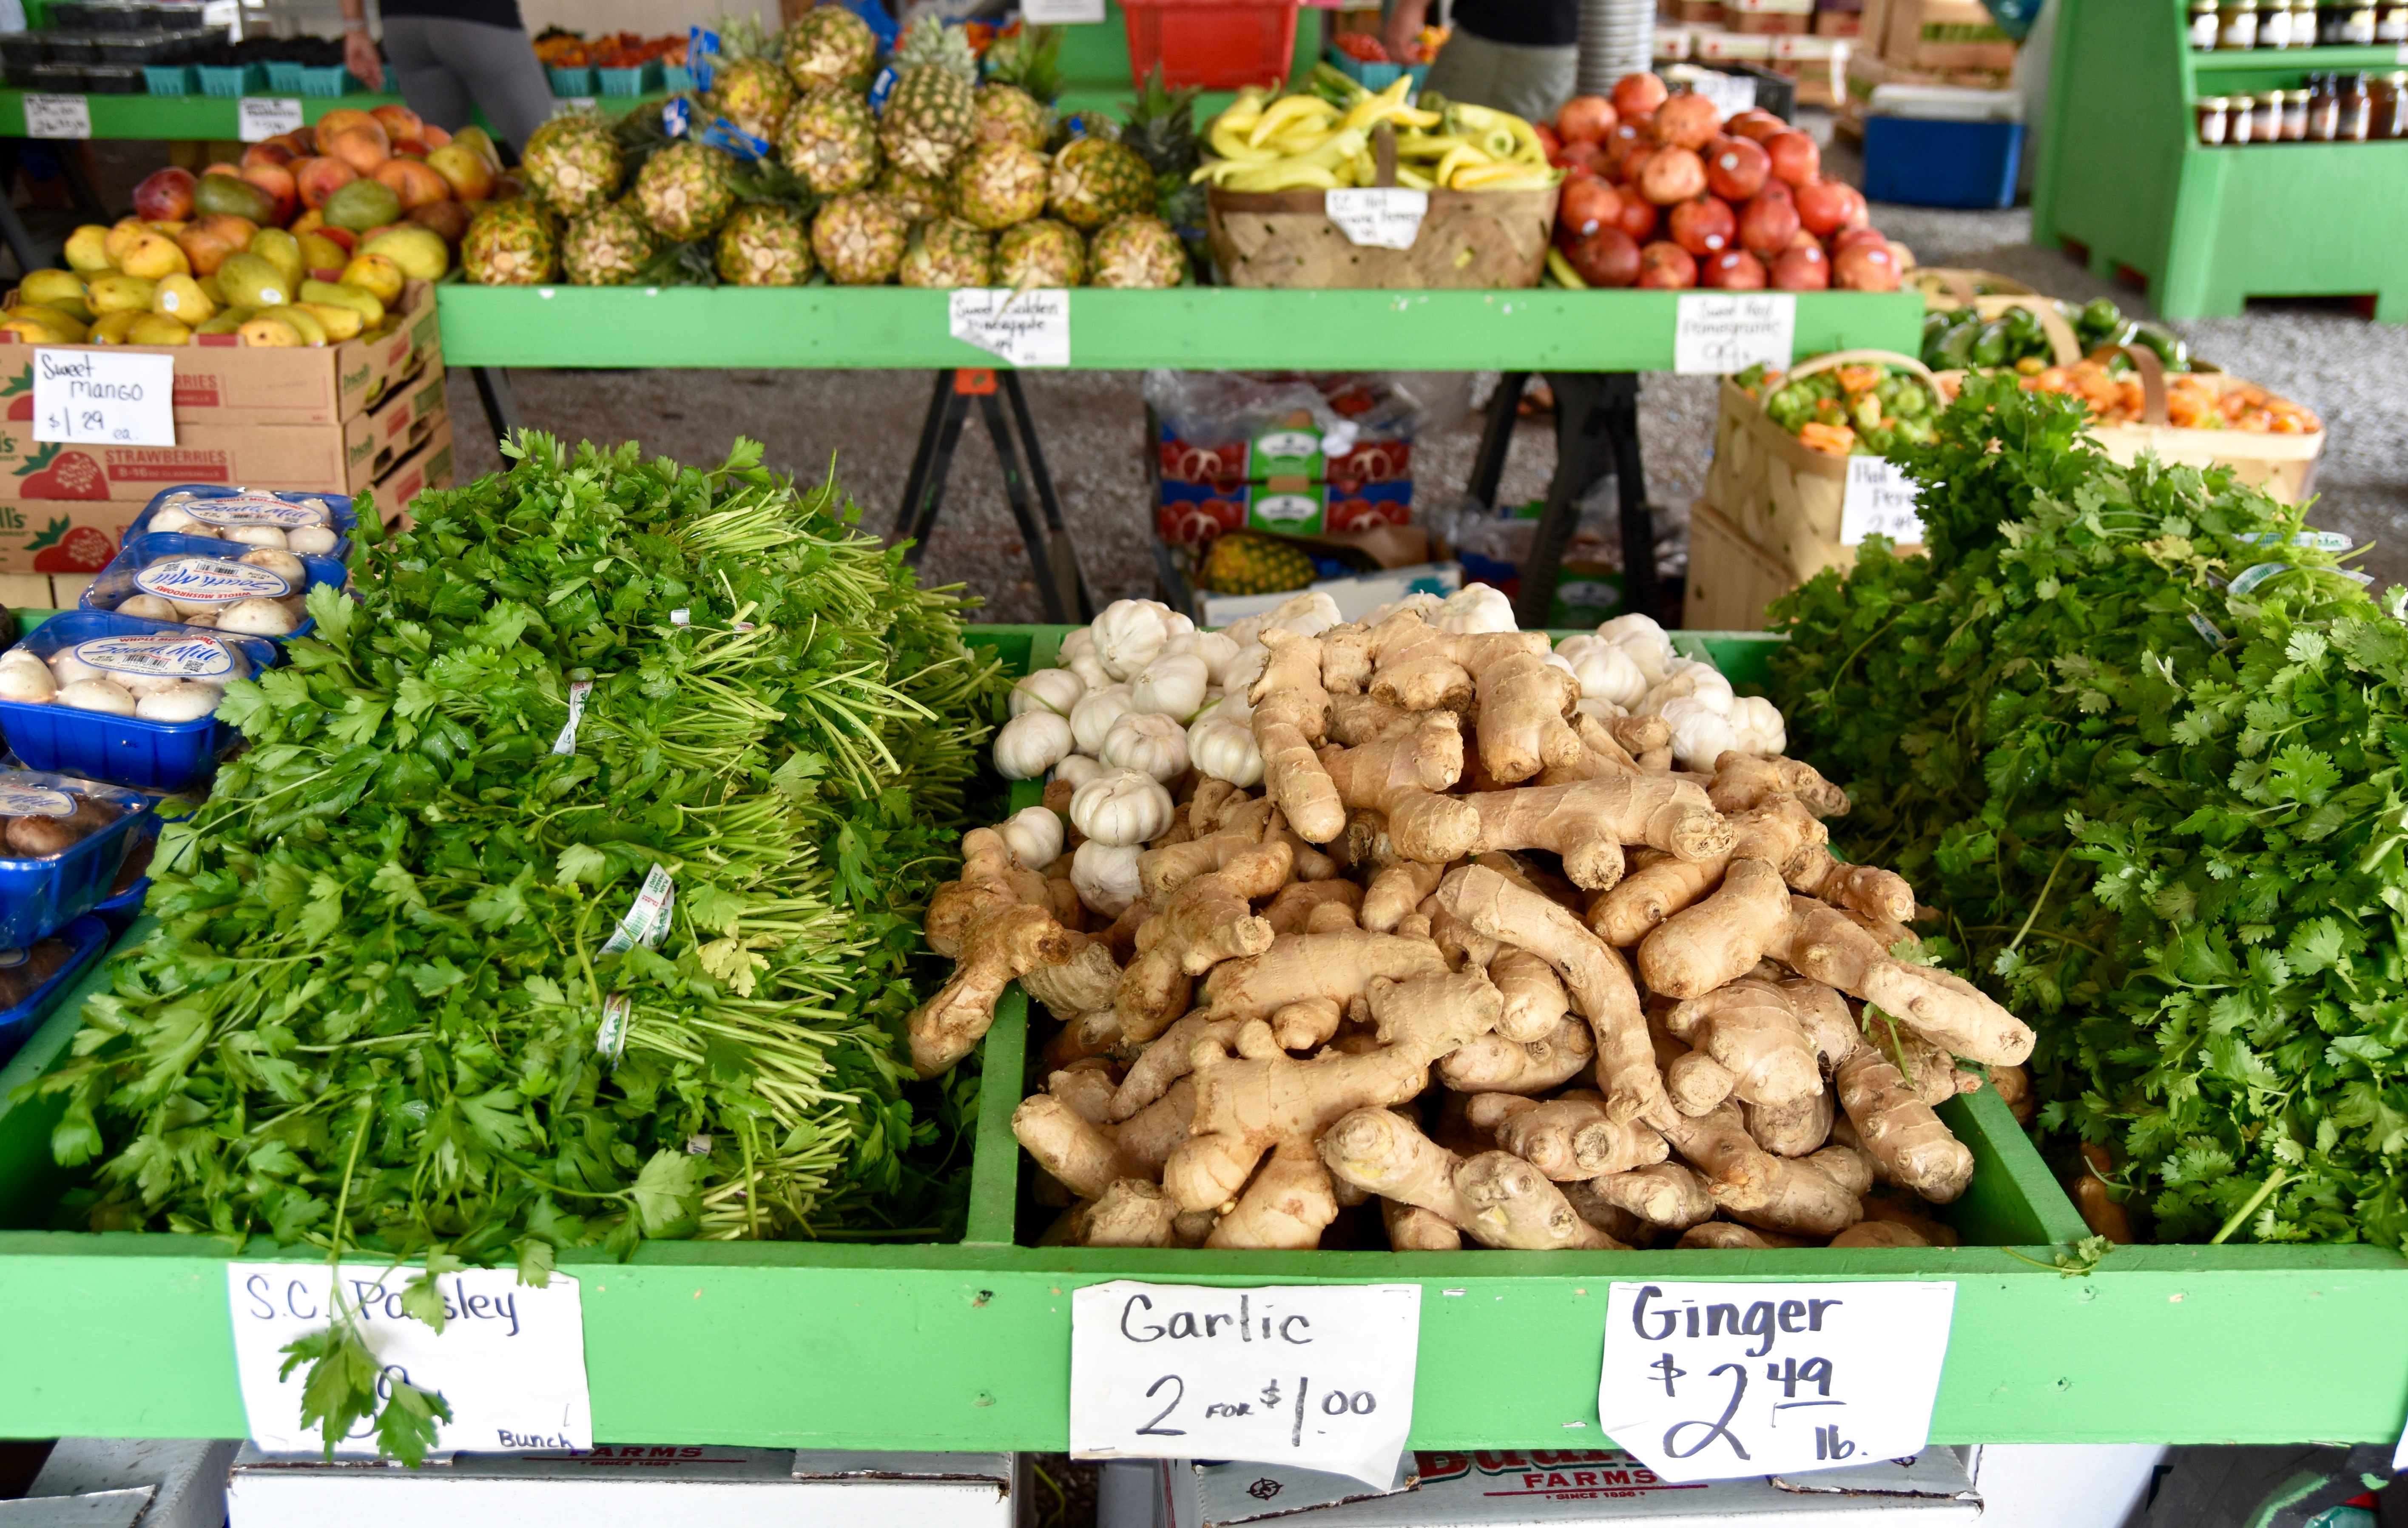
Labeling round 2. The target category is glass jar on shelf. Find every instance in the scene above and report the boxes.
[2218,0,2260,48]
[2281,0,2316,44]
[2307,73,2342,136]
[2261,0,2294,46]
[2255,89,2284,134]
[2229,91,2258,139]
[2281,86,2308,134]
[2342,0,2380,41]
[2192,0,2224,46]
[2383,71,2408,136]
[2198,94,2233,142]
[2338,71,2374,137]
[2379,0,2408,42]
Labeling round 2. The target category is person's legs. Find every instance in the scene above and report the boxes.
[1421,26,1503,107]
[377,16,475,137]
[1474,38,1577,122]
[421,17,557,154]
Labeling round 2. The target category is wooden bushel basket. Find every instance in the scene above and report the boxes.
[1204,127,1560,289]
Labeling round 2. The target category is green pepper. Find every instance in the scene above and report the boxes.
[2132,322,2190,372]
[1971,319,2010,368]
[1935,321,1980,369]
[2078,298,2122,341]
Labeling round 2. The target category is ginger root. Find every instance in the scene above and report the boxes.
[1662,978,1822,1107]
[1320,711,1480,863]
[1319,1105,1620,1250]
[1835,1042,1976,1203]
[1114,872,1278,1043]
[1468,775,1734,889]
[1199,928,1450,1023]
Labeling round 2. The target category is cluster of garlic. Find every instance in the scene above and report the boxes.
[106,550,310,637]
[0,640,243,723]
[1555,615,1785,769]
[148,493,341,557]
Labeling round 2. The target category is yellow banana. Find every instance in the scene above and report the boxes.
[1547,247,1589,288]
[1223,162,1341,191]
[1246,94,1338,148]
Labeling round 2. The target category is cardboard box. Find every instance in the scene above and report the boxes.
[1731,10,1811,33]
[0,279,440,427]
[0,500,137,576]
[1816,10,1862,35]
[1158,477,1411,546]
[225,1445,1016,1528]
[0,364,446,502]
[367,416,455,523]
[1655,23,1696,57]
[1879,0,2014,70]
[1694,28,1775,59]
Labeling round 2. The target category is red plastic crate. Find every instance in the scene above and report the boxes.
[1121,0,1299,90]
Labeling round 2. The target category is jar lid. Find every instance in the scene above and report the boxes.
[2201,94,2231,105]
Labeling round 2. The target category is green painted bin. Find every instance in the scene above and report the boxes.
[0,626,2402,1451]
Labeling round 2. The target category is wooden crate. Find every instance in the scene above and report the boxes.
[1705,351,1933,584]
[1684,499,1799,631]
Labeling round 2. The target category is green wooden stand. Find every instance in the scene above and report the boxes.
[2031,0,2408,320]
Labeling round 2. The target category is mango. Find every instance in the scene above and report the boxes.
[337,253,404,305]
[102,217,151,268]
[194,309,252,336]
[6,304,88,341]
[89,310,142,344]
[249,227,304,286]
[0,315,72,344]
[19,270,90,321]
[197,272,225,304]
[297,232,349,274]
[215,252,291,311]
[322,177,401,234]
[118,228,190,281]
[151,274,216,324]
[360,225,446,281]
[237,314,303,347]
[299,279,383,326]
[257,304,327,345]
[62,225,114,274]
[127,313,193,347]
[86,273,159,316]
[295,300,363,341]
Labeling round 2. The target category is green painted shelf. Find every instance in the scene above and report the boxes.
[432,287,1923,373]
[0,626,2402,1451]
[2188,42,2408,70]
[0,88,662,141]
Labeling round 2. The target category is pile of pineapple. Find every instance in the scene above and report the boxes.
[463,13,1191,290]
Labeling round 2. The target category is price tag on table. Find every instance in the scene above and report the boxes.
[33,349,174,447]
[228,1263,592,1455]
[1070,1281,1420,1489]
[1598,1280,1955,1484]
[1023,0,1106,21]
[1325,188,1430,250]
[237,97,304,142]
[1839,455,1926,545]
[1674,292,1795,376]
[23,94,91,140]
[950,287,1071,368]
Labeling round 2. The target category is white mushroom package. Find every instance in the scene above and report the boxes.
[0,630,257,724]
[143,490,343,557]
[106,551,313,636]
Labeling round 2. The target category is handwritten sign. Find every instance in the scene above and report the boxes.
[1598,1280,1955,1484]
[228,1263,592,1456]
[1325,188,1430,250]
[24,94,90,140]
[949,288,1071,368]
[1839,455,1925,546]
[237,97,304,142]
[1071,1281,1420,1489]
[1674,292,1796,376]
[34,350,174,447]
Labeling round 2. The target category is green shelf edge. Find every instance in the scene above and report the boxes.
[430,288,1925,373]
[2,624,2405,1450]
[0,88,663,141]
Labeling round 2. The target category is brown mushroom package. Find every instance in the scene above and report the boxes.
[0,774,138,861]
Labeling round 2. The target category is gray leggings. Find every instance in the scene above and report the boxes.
[379,14,556,155]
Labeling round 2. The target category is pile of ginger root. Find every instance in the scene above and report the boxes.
[906,603,2036,1253]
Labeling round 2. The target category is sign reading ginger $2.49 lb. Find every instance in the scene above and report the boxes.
[1597,1280,1956,1483]
[1071,1281,1421,1488]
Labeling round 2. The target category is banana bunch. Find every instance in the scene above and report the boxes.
[1193,69,1559,193]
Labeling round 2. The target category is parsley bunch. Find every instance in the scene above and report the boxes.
[34,435,1004,1268]
[1769,376,2408,1251]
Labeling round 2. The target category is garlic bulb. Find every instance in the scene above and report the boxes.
[1222,640,1271,695]
[1068,767,1174,848]
[1129,649,1210,722]
[1660,695,1742,771]
[992,709,1075,780]
[1436,583,1517,634]
[1092,598,1174,680]
[1052,754,1104,788]
[1186,630,1242,686]
[1728,695,1786,757]
[1066,645,1112,692]
[58,678,137,715]
[996,805,1065,868]
[1069,684,1137,755]
[1009,667,1086,718]
[1260,590,1341,638]
[1364,590,1444,626]
[1101,711,1190,783]
[135,682,222,722]
[1597,614,1673,686]
[1554,635,1649,709]
[1070,839,1144,918]
[1640,657,1735,718]
[1188,712,1264,788]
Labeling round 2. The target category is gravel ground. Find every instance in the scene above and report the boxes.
[439,113,2408,619]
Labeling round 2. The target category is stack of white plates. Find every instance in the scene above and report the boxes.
[1578,0,1653,95]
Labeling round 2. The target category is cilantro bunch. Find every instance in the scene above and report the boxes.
[1768,376,2408,1251]
[34,435,1004,1269]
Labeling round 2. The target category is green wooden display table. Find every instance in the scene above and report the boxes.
[2031,0,2408,320]
[0,88,660,141]
[0,626,2403,1451]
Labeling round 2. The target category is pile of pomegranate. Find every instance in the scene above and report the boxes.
[1533,71,1907,292]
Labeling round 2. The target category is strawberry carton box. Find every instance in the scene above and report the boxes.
[0,363,447,503]
[1157,421,1413,491]
[1158,476,1412,546]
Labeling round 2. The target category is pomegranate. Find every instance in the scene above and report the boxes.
[1612,72,1669,118]
[1794,178,1852,236]
[1835,182,1871,230]
[1670,195,1736,256]
[1621,145,1656,190]
[1568,227,1643,287]
[1637,146,1707,205]
[1534,122,1563,159]
[1829,225,1889,256]
[1653,91,1722,150]
[1771,242,1830,290]
[1636,240,1698,289]
[1556,94,1619,144]
[1702,249,1768,289]
[1833,239,1902,291]
[1765,130,1820,188]
[1614,196,1658,242]
[1737,190,1800,257]
[1727,109,1786,142]
[1558,176,1625,242]
[1602,120,1648,178]
[1704,136,1769,201]
[1555,139,1607,175]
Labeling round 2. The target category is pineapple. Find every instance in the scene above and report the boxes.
[879,18,978,180]
[952,142,1047,231]
[971,84,1048,151]
[1120,66,1200,179]
[1047,135,1154,231]
[716,204,814,285]
[995,218,1086,288]
[1088,214,1188,288]
[710,57,796,142]
[463,201,558,286]
[779,86,881,194]
[636,141,739,242]
[522,110,623,218]
[979,24,1063,105]
[812,192,909,285]
[876,166,952,223]
[898,216,992,288]
[561,202,657,285]
[1203,532,1314,595]
[783,4,876,92]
